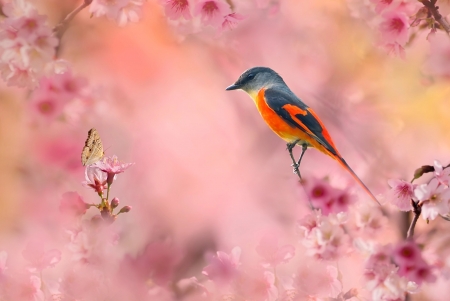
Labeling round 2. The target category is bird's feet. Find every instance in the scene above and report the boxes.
[291,162,301,179]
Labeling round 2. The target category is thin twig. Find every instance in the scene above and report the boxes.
[420,0,450,34]
[406,199,422,239]
[53,0,93,38]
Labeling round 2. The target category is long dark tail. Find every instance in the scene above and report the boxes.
[335,156,380,205]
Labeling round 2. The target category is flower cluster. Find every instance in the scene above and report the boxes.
[388,160,450,221]
[161,0,245,33]
[90,0,145,27]
[364,241,435,300]
[29,71,87,122]
[0,0,58,87]
[298,211,349,260]
[83,155,134,223]
[303,177,355,215]
[348,0,430,57]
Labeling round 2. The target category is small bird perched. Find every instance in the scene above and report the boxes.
[226,67,379,205]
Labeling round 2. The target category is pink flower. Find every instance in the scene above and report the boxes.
[255,233,295,268]
[303,177,354,215]
[202,246,241,284]
[369,0,396,13]
[355,204,386,234]
[83,165,108,194]
[387,179,416,211]
[59,192,89,218]
[392,241,423,266]
[300,213,348,260]
[121,241,182,285]
[96,155,134,185]
[392,241,436,285]
[414,179,450,220]
[22,241,61,271]
[29,88,64,121]
[220,13,245,32]
[90,0,144,26]
[379,11,409,46]
[39,72,87,102]
[163,0,192,20]
[0,5,57,88]
[193,0,231,27]
[433,160,450,186]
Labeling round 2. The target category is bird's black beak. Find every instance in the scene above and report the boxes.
[226,83,240,91]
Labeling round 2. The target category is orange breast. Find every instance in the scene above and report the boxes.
[254,89,311,144]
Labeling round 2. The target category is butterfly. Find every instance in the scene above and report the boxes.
[81,128,104,166]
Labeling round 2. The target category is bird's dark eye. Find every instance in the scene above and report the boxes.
[247,73,255,80]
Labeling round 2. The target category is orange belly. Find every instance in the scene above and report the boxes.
[253,89,311,144]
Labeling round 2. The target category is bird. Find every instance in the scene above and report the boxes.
[226,66,379,205]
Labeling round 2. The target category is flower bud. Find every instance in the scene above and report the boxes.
[118,206,132,214]
[413,165,434,180]
[111,197,120,209]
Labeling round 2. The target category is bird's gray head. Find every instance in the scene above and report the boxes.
[226,67,285,94]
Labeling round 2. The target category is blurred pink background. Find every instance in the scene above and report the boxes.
[1,0,450,300]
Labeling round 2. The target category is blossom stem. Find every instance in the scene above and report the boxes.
[53,0,93,37]
[420,0,450,35]
[106,183,111,201]
[406,199,422,240]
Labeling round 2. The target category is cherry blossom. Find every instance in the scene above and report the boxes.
[369,0,397,13]
[203,246,241,284]
[379,10,409,46]
[433,160,450,186]
[90,0,145,27]
[163,0,192,20]
[193,0,231,27]
[83,165,108,194]
[96,155,134,185]
[387,179,416,211]
[414,179,450,221]
[220,13,245,33]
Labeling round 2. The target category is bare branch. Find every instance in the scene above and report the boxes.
[406,199,422,239]
[53,0,93,38]
[420,0,450,35]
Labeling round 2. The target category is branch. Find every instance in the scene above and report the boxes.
[53,0,93,38]
[420,0,450,34]
[406,199,422,239]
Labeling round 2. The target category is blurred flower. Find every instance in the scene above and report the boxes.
[387,179,416,211]
[0,1,57,88]
[90,0,144,26]
[121,241,182,285]
[303,177,354,215]
[255,232,295,268]
[96,155,134,185]
[83,165,108,194]
[433,160,450,186]
[414,179,450,221]
[237,270,278,301]
[365,245,408,301]
[22,241,61,271]
[220,13,245,33]
[369,0,397,13]
[59,192,89,218]
[39,72,87,102]
[29,88,64,121]
[193,0,231,27]
[379,10,409,46]
[392,241,436,285]
[354,204,386,234]
[299,212,348,260]
[163,0,192,20]
[203,246,241,284]
[392,241,423,266]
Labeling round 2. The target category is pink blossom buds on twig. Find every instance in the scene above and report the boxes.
[118,206,132,215]
[111,197,120,209]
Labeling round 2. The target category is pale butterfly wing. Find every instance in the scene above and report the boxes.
[81,128,104,166]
